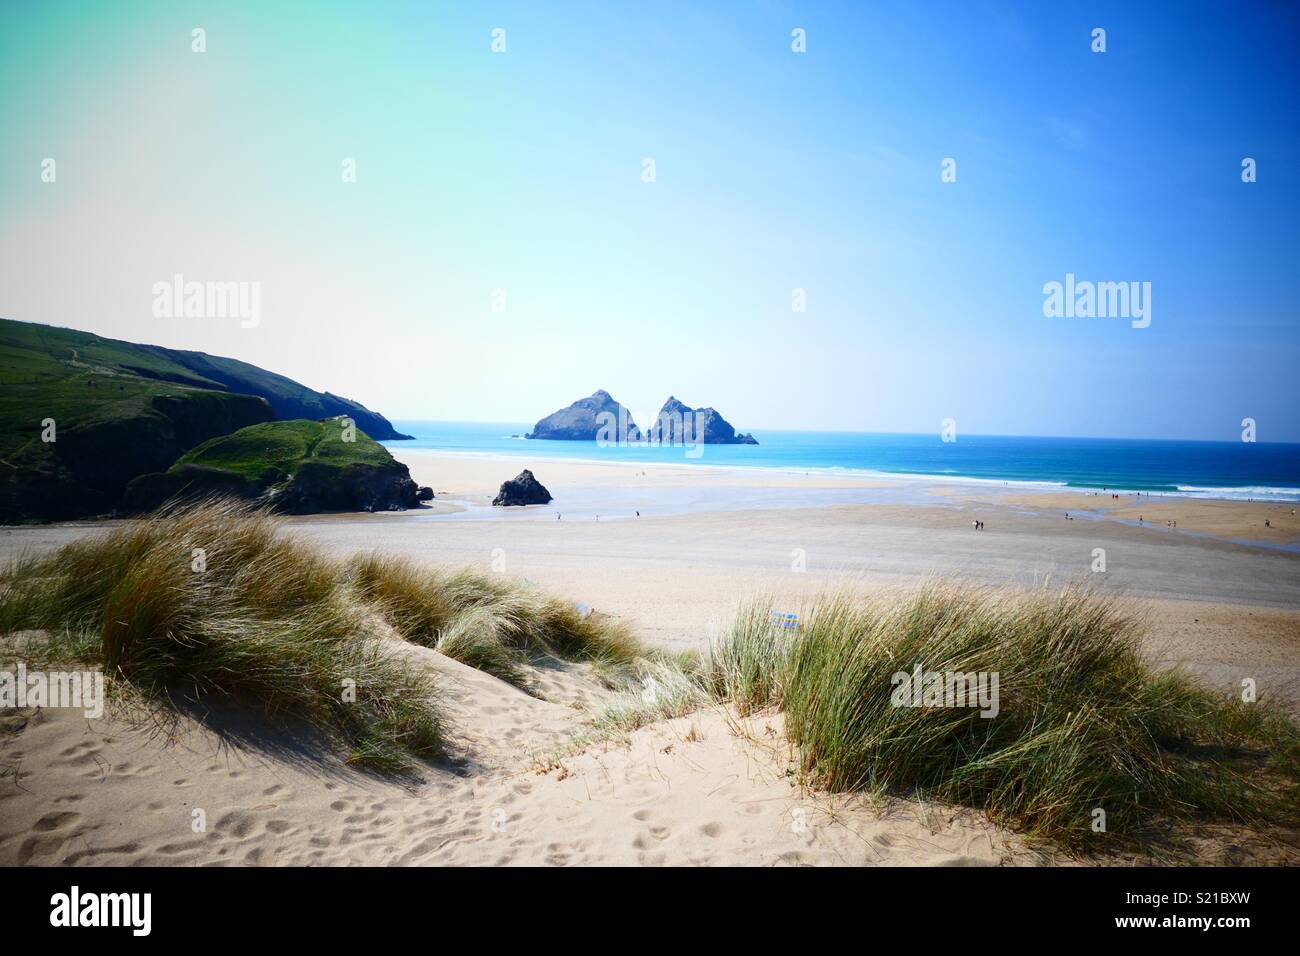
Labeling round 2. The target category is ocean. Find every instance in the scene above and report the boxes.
[384,422,1300,502]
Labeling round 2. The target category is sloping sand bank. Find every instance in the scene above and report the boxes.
[1,647,1046,866]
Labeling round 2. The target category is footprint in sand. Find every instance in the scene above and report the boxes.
[63,842,141,864]
[18,833,69,864]
[215,810,257,839]
[156,839,208,856]
[632,826,671,849]
[544,841,584,866]
[113,760,160,778]
[33,811,80,832]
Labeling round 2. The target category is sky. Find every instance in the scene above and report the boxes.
[1,0,1298,441]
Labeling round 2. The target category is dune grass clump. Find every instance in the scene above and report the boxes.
[345,554,640,687]
[0,501,442,771]
[0,499,647,768]
[595,653,712,735]
[709,585,1299,848]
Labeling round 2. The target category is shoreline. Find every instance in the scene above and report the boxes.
[383,443,1300,504]
[384,449,1300,550]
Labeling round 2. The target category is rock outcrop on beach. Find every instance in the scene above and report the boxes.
[119,417,420,515]
[492,469,553,506]
[526,389,639,441]
[652,396,758,444]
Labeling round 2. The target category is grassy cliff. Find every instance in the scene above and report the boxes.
[0,322,273,522]
[122,418,422,514]
[0,318,410,522]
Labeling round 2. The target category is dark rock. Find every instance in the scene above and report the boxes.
[272,460,419,514]
[416,486,434,501]
[649,396,759,445]
[526,390,640,442]
[492,469,553,506]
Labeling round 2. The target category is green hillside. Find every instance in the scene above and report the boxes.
[122,418,420,515]
[0,321,272,522]
[0,318,411,523]
[137,346,412,441]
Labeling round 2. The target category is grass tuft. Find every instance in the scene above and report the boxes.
[344,553,641,683]
[0,499,645,770]
[707,584,1299,849]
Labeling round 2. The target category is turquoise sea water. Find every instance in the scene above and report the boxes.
[385,422,1300,502]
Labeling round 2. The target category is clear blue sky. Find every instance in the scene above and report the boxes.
[1,0,1297,440]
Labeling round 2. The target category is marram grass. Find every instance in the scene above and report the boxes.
[0,499,642,771]
[707,585,1300,849]
[345,553,641,687]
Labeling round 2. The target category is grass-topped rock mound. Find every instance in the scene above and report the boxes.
[121,418,426,515]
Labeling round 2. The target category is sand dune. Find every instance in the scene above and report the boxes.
[0,648,1044,867]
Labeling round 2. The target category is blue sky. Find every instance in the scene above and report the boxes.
[1,0,1297,440]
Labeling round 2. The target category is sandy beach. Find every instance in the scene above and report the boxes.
[3,450,1298,866]
[311,451,1300,699]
